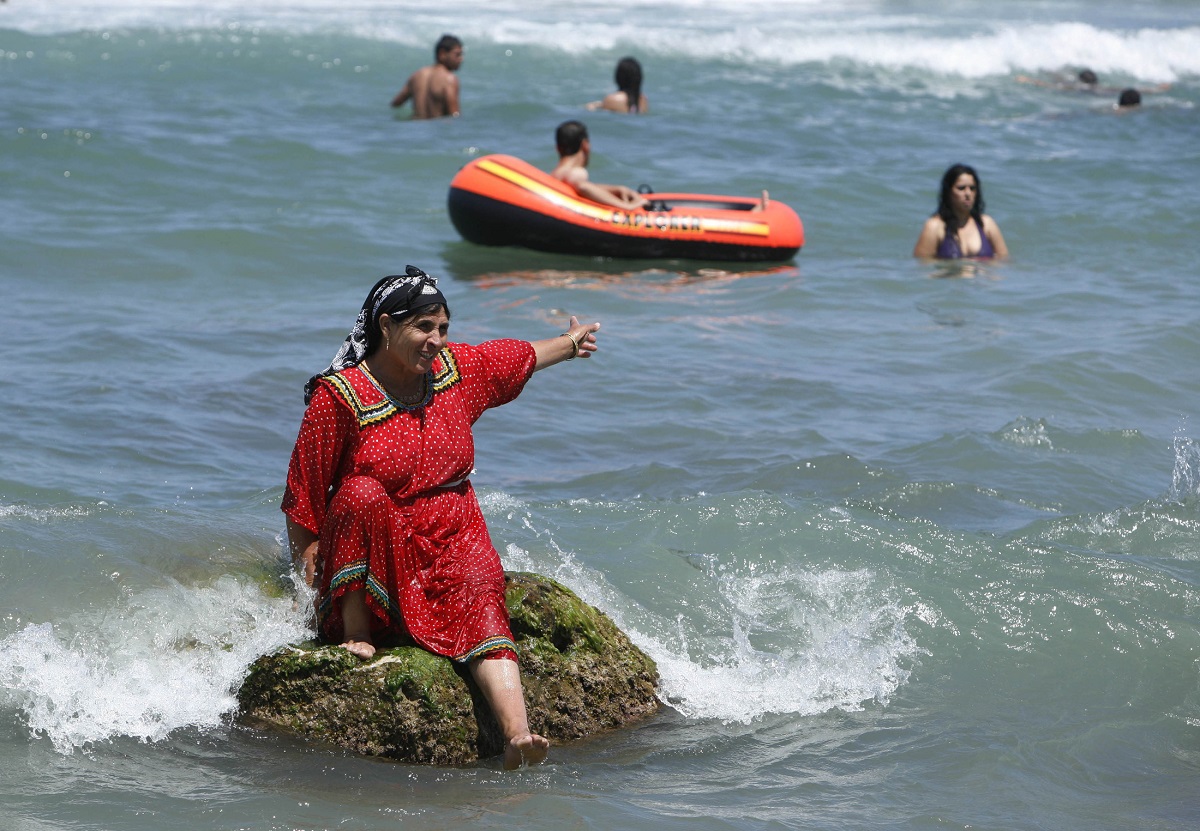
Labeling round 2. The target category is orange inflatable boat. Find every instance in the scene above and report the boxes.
[447,155,804,262]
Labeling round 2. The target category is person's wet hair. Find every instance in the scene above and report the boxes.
[614,57,643,113]
[1118,88,1141,107]
[1077,69,1098,85]
[435,34,462,59]
[556,120,589,156]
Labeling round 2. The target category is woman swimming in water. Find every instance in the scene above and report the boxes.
[586,57,648,114]
[913,164,1009,260]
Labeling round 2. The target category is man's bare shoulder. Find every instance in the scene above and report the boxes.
[409,64,436,85]
[552,163,588,186]
[430,65,458,92]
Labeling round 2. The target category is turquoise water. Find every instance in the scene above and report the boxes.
[2,1,1199,829]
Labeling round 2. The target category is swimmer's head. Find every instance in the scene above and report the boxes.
[614,56,644,113]
[1117,88,1141,107]
[615,57,643,92]
[1077,69,1098,86]
[937,163,986,221]
[435,34,462,60]
[556,120,589,156]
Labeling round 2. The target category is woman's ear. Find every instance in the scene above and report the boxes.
[378,314,395,350]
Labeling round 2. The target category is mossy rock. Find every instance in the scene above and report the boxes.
[237,572,661,765]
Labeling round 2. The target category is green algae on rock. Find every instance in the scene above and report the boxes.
[237,572,661,765]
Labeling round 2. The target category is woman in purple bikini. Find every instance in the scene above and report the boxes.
[913,164,1009,260]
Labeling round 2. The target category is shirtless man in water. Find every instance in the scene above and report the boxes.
[390,35,463,119]
[550,120,649,209]
[551,120,768,213]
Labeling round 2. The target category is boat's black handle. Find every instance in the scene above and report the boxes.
[637,184,670,213]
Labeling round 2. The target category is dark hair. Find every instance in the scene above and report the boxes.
[614,56,643,113]
[1118,88,1141,107]
[435,34,462,59]
[936,163,986,244]
[366,303,450,355]
[1077,69,1098,85]
[556,120,588,156]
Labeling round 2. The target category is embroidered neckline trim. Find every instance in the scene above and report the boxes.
[356,362,432,411]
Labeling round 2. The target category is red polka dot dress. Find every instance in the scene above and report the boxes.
[282,340,536,663]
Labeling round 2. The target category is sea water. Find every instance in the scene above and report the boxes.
[1,1,1199,829]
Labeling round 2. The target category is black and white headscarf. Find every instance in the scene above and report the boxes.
[303,265,449,403]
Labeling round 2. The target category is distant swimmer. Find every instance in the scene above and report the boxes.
[1116,88,1142,109]
[1016,68,1170,96]
[550,120,650,209]
[913,164,1009,260]
[391,35,463,119]
[586,56,649,114]
[1016,68,1104,93]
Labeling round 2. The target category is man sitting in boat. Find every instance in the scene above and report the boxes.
[550,120,650,210]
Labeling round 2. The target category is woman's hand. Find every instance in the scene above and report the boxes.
[533,315,601,370]
[565,315,600,358]
[286,518,320,587]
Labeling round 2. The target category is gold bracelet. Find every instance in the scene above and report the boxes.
[561,331,582,360]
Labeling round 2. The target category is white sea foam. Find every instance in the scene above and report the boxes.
[656,565,919,722]
[1001,416,1054,449]
[0,503,100,522]
[1170,432,1200,502]
[6,1,1197,83]
[504,542,920,724]
[0,576,310,752]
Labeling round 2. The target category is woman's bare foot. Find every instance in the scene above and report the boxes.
[340,639,376,660]
[751,189,770,212]
[503,732,550,770]
[338,589,375,659]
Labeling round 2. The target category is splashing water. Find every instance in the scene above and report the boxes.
[503,536,922,725]
[0,576,310,752]
[1170,433,1200,502]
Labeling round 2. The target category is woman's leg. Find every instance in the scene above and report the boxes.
[319,476,393,660]
[468,657,549,769]
[338,588,376,659]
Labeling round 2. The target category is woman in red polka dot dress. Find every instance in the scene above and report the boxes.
[283,266,599,768]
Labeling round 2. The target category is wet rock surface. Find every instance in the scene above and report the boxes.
[237,572,661,765]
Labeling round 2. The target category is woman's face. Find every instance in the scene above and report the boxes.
[379,307,449,375]
[950,173,978,215]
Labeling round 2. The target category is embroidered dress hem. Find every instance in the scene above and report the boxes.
[456,636,519,663]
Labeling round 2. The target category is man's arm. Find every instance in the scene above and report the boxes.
[575,180,643,208]
[391,77,413,108]
[444,74,461,117]
[561,169,646,208]
[599,182,650,208]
